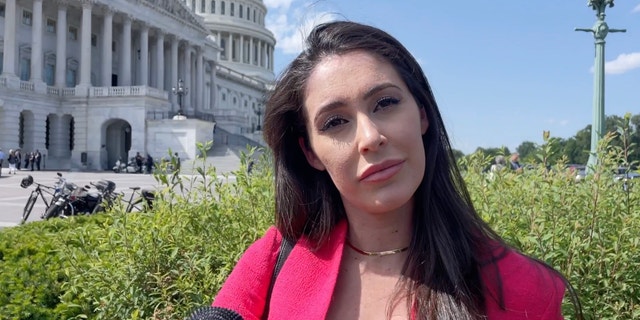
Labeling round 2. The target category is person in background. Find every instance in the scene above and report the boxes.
[15,150,22,171]
[209,21,581,319]
[24,152,31,170]
[135,152,144,173]
[0,148,4,177]
[490,155,506,173]
[510,152,523,172]
[7,149,18,174]
[33,150,42,171]
[174,152,181,173]
[145,153,154,174]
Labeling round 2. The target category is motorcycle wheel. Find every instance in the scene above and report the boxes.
[43,203,63,220]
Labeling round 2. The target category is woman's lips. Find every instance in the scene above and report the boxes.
[359,160,405,182]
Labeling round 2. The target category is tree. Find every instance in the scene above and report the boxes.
[451,149,465,162]
[516,141,537,163]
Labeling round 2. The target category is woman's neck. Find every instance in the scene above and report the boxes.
[343,200,413,253]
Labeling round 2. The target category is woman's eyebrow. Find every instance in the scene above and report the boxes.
[362,82,400,100]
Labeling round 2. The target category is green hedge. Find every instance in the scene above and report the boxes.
[1,135,639,319]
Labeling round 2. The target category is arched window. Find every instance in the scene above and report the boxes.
[211,0,215,13]
[230,2,234,16]
[201,0,205,12]
[221,1,225,14]
[246,7,250,20]
[191,0,196,11]
[239,4,243,18]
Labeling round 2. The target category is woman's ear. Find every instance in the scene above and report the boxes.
[420,108,429,135]
[299,137,325,171]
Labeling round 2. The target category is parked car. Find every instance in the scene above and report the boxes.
[566,164,587,182]
[614,167,640,181]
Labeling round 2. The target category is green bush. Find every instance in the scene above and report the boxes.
[1,132,639,319]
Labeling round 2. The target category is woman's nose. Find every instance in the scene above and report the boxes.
[356,115,386,153]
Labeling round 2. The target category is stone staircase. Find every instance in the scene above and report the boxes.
[178,127,264,175]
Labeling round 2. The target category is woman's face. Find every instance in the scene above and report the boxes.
[300,50,428,216]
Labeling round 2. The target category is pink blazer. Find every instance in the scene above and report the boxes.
[213,221,565,319]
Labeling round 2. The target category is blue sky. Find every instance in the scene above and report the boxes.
[263,0,640,154]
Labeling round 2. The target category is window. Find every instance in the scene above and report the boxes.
[68,26,78,40]
[221,1,225,14]
[246,7,250,20]
[0,4,5,17]
[201,0,205,12]
[222,93,226,101]
[239,4,243,18]
[66,69,77,87]
[211,0,215,13]
[20,58,31,81]
[91,34,97,47]
[253,9,256,22]
[112,41,116,52]
[220,39,226,59]
[191,0,196,11]
[46,18,56,33]
[22,10,32,26]
[44,63,55,86]
[0,53,3,74]
[230,3,234,16]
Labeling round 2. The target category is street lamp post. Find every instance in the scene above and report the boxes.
[171,78,189,119]
[575,0,625,172]
[254,104,263,131]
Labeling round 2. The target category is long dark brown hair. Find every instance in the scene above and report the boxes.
[262,21,581,319]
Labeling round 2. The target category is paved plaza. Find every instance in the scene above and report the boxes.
[0,147,244,228]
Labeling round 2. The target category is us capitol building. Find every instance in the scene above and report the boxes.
[0,0,275,170]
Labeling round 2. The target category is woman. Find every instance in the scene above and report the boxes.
[7,149,18,174]
[212,21,580,319]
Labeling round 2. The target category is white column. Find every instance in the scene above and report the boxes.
[155,31,165,90]
[1,0,17,77]
[269,45,273,70]
[196,48,204,112]
[139,23,149,86]
[249,37,254,65]
[239,35,244,63]
[228,33,233,61]
[30,0,44,83]
[121,16,132,86]
[209,60,216,110]
[170,36,179,107]
[184,45,192,111]
[78,2,93,87]
[55,4,67,87]
[258,40,263,67]
[102,8,113,86]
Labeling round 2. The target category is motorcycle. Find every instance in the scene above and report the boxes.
[113,157,140,173]
[43,176,117,219]
[42,173,78,219]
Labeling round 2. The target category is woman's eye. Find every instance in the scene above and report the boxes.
[374,96,400,111]
[320,116,348,131]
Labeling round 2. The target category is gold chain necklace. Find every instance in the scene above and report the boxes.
[346,240,409,257]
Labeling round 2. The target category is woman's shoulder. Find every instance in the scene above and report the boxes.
[211,226,282,318]
[482,246,566,319]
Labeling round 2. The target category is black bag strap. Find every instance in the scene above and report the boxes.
[262,236,294,320]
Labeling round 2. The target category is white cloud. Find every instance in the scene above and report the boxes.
[604,52,640,74]
[632,4,640,13]
[264,0,294,10]
[265,1,340,55]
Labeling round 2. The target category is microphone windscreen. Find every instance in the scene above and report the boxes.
[186,306,244,320]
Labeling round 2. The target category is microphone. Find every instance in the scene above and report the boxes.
[186,306,244,320]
